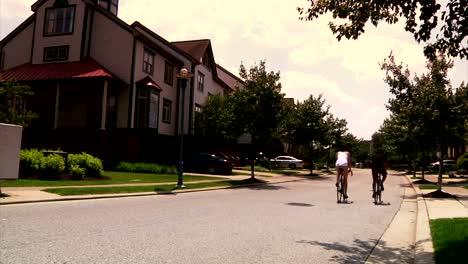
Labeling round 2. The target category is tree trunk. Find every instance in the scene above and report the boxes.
[250,159,255,179]
[437,147,443,192]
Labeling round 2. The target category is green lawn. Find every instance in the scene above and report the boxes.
[418,184,438,189]
[430,218,468,264]
[0,171,222,187]
[43,178,264,196]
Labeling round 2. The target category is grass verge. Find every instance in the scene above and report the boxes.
[1,171,221,187]
[43,178,265,196]
[418,184,438,189]
[430,218,468,264]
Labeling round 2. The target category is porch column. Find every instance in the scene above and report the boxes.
[101,80,108,130]
[54,83,60,129]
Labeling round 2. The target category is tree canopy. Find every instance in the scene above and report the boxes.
[297,0,468,59]
[378,53,466,192]
[0,80,37,126]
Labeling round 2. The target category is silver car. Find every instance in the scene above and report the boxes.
[271,156,304,169]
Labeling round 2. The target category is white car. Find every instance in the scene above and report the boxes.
[271,156,304,169]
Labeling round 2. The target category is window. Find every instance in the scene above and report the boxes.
[136,90,159,129]
[197,72,205,92]
[44,6,75,35]
[97,0,118,15]
[110,0,119,15]
[162,99,172,123]
[202,53,211,70]
[44,46,69,62]
[143,49,155,74]
[149,93,159,128]
[106,95,117,128]
[164,62,174,85]
[194,104,203,135]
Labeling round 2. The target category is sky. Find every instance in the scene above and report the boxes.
[1,0,467,140]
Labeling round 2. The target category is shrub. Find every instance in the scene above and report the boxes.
[69,164,86,179]
[258,158,271,170]
[41,154,66,180]
[19,149,44,178]
[68,153,103,177]
[115,162,177,174]
[457,154,468,174]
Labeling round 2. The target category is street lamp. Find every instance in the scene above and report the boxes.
[176,68,193,188]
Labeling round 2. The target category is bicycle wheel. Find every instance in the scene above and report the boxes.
[337,176,344,203]
[374,175,382,204]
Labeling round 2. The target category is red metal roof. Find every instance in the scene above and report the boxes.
[0,58,118,82]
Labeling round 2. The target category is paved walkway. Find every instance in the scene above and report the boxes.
[1,169,467,264]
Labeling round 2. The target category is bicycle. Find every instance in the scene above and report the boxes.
[373,172,383,204]
[336,168,347,203]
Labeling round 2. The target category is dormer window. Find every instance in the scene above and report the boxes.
[44,4,75,36]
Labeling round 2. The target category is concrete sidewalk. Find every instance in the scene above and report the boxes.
[366,173,468,264]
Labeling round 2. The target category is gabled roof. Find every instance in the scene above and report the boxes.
[216,64,244,90]
[0,58,119,82]
[136,76,161,90]
[131,22,195,64]
[171,39,211,62]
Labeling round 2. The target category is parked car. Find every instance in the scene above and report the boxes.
[270,156,304,169]
[430,160,457,171]
[185,153,233,175]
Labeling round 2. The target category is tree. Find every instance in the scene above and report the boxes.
[379,53,465,196]
[297,0,468,59]
[234,61,285,177]
[0,80,37,126]
[195,94,238,143]
[281,94,348,174]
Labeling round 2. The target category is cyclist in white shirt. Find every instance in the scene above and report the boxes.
[335,144,353,199]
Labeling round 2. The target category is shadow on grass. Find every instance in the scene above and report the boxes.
[297,239,414,263]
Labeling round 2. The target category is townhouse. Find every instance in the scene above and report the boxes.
[0,0,243,162]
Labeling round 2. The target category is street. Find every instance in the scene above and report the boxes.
[0,169,406,264]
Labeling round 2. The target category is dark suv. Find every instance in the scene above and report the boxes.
[185,153,233,175]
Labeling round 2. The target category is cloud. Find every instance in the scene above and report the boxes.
[281,71,362,106]
[289,33,427,81]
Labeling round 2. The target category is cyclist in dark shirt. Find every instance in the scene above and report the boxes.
[371,148,388,198]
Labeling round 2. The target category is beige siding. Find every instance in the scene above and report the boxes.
[2,22,34,70]
[133,41,180,136]
[194,65,224,106]
[134,27,193,136]
[32,0,85,64]
[90,11,133,83]
[90,11,134,128]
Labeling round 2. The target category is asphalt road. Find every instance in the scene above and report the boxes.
[0,169,406,264]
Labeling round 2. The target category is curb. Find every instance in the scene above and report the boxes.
[0,177,304,205]
[405,175,435,264]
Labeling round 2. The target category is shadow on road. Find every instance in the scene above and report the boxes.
[297,239,414,263]
[285,202,314,207]
[246,184,286,191]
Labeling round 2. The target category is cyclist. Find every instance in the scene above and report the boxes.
[335,144,353,199]
[371,148,388,198]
